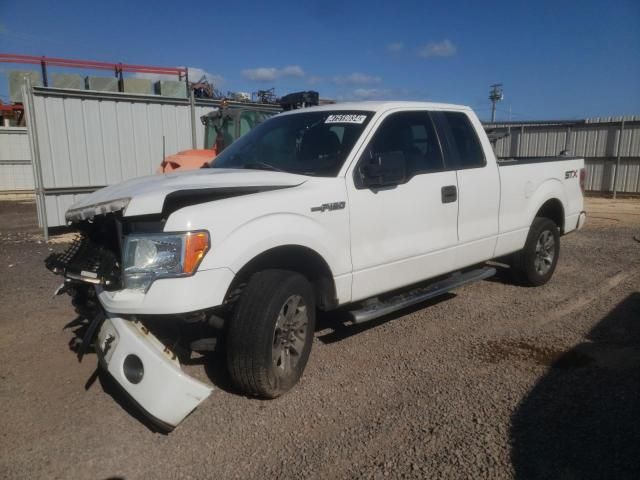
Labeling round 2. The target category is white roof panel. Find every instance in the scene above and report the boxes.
[279,101,471,116]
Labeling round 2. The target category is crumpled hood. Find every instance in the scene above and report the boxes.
[66,168,307,221]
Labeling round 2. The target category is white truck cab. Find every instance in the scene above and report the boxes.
[47,101,586,429]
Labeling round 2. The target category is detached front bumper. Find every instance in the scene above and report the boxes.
[46,234,221,429]
[95,315,213,429]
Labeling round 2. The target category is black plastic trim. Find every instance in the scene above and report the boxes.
[497,156,582,166]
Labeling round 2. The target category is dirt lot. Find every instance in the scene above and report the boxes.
[1,198,639,479]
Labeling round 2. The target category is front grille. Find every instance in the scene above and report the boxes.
[45,234,121,289]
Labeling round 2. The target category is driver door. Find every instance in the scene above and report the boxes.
[347,110,459,301]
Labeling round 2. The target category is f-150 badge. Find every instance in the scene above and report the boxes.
[311,202,346,212]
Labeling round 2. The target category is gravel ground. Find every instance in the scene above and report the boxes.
[0,197,639,479]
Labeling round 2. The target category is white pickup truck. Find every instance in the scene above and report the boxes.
[47,101,586,429]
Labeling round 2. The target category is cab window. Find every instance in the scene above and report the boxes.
[432,111,485,169]
[365,111,444,175]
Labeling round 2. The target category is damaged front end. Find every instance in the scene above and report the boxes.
[46,212,213,430]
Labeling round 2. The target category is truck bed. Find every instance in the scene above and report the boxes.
[494,155,585,258]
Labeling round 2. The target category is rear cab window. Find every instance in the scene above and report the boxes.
[432,111,486,169]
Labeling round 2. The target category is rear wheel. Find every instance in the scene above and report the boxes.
[226,269,315,398]
[511,217,560,286]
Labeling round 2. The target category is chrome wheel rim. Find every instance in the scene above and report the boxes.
[272,295,308,373]
[534,230,555,275]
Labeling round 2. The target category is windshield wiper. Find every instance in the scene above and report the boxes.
[243,162,285,172]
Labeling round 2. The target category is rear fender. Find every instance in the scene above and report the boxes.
[526,178,567,230]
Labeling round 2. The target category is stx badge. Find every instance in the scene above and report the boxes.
[565,170,578,179]
[311,202,346,213]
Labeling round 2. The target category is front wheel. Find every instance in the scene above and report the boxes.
[511,217,560,286]
[226,270,316,398]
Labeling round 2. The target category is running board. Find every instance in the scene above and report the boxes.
[349,267,496,324]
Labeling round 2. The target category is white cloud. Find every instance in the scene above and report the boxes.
[306,75,324,85]
[188,67,224,86]
[242,65,305,82]
[133,66,223,86]
[418,39,457,58]
[242,68,278,82]
[386,42,404,53]
[352,88,393,100]
[333,72,382,85]
[280,65,305,77]
[336,86,425,102]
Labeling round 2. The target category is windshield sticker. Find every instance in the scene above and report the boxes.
[325,114,367,124]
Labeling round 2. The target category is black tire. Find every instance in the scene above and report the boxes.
[226,269,316,398]
[511,217,560,286]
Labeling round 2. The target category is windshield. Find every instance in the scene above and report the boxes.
[210,110,373,176]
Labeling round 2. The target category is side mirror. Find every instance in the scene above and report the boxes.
[360,151,407,188]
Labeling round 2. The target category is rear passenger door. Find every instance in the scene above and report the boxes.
[347,110,459,302]
[432,111,500,266]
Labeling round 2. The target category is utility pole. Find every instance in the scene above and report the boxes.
[489,84,504,122]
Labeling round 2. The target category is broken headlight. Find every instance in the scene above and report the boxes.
[122,231,209,291]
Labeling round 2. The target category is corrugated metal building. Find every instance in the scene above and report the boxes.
[484,117,640,194]
[0,127,33,193]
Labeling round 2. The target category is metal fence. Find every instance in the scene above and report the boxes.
[583,158,640,193]
[0,127,34,193]
[490,121,640,158]
[486,119,640,195]
[12,85,640,236]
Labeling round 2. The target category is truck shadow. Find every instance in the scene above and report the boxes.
[97,369,172,434]
[509,292,640,479]
[197,294,459,397]
[483,263,514,285]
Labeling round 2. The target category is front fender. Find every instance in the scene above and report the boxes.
[162,177,351,303]
[206,212,349,276]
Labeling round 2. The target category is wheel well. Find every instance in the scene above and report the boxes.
[536,198,565,233]
[225,245,338,310]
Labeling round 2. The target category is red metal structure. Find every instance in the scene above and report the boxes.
[0,53,188,89]
[0,102,25,124]
[0,104,23,112]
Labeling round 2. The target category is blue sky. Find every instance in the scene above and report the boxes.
[1,0,638,121]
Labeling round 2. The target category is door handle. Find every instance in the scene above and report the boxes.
[441,185,457,203]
